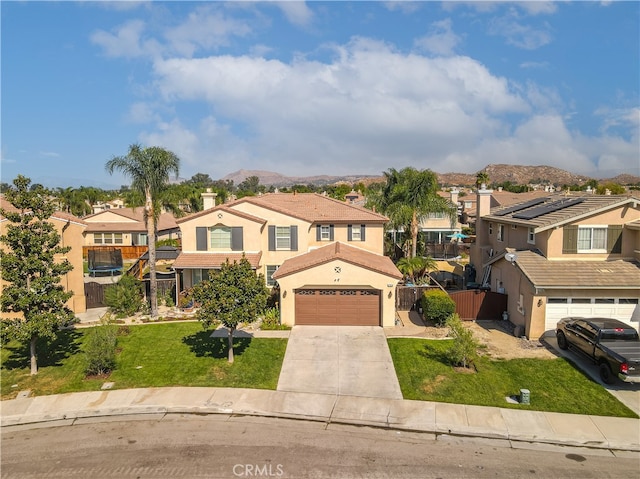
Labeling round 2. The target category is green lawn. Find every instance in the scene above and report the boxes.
[1,322,287,399]
[388,338,638,418]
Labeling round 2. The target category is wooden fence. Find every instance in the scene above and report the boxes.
[396,286,437,311]
[83,245,148,261]
[449,290,507,321]
[84,279,176,309]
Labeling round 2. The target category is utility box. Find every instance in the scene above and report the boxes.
[520,389,530,405]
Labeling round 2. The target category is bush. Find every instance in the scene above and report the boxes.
[421,289,455,326]
[260,307,290,330]
[84,323,118,376]
[445,313,480,369]
[104,275,144,318]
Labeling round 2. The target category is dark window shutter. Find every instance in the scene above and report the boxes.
[348,225,353,241]
[361,225,366,241]
[562,225,578,254]
[316,225,321,241]
[268,226,275,251]
[196,227,207,251]
[231,227,243,251]
[290,225,298,251]
[607,225,622,254]
[329,224,334,241]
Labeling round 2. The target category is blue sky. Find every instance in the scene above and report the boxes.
[2,1,639,188]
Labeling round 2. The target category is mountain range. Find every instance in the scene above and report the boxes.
[221,165,640,188]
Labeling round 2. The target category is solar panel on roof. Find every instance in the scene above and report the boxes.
[493,198,546,216]
[513,197,585,220]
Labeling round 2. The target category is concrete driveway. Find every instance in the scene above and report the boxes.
[277,326,403,399]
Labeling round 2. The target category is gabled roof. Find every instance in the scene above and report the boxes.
[231,193,388,224]
[510,249,640,290]
[175,204,266,225]
[273,242,402,280]
[173,252,262,269]
[484,193,640,232]
[83,207,178,233]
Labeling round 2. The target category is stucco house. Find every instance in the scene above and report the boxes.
[471,187,640,339]
[82,207,180,260]
[0,196,88,314]
[174,192,402,327]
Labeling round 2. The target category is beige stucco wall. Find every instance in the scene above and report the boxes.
[275,259,400,328]
[1,216,86,315]
[84,211,138,224]
[179,210,264,253]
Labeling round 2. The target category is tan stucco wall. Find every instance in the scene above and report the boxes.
[275,259,399,328]
[179,210,264,253]
[1,217,86,315]
[84,231,134,246]
[84,211,138,223]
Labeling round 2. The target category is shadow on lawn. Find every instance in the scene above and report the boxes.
[182,330,251,359]
[1,329,83,370]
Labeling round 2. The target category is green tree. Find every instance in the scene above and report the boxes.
[371,167,456,258]
[396,256,437,284]
[192,257,269,363]
[476,171,490,188]
[421,289,455,326]
[445,313,480,369]
[106,144,180,319]
[0,175,75,375]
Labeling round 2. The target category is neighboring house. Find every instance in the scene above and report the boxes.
[91,198,125,214]
[471,187,640,339]
[0,196,87,314]
[174,192,402,327]
[82,208,180,260]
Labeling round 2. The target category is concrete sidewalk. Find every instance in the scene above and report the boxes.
[1,387,639,453]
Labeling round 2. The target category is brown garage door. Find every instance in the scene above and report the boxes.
[294,289,380,326]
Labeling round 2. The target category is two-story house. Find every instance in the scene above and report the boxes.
[1,196,88,314]
[174,192,402,327]
[471,187,640,339]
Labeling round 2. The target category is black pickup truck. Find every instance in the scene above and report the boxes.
[556,317,640,384]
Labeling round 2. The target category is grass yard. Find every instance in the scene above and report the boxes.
[388,338,638,418]
[1,322,287,399]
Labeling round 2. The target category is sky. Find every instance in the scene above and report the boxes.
[2,1,639,189]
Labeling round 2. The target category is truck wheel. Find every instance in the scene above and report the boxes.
[599,363,614,385]
[556,331,568,350]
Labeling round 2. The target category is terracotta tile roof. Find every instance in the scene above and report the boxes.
[485,193,640,232]
[232,193,388,224]
[175,204,266,225]
[0,196,86,225]
[173,252,262,269]
[84,208,178,233]
[513,249,640,290]
[273,242,402,280]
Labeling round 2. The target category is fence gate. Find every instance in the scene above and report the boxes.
[396,286,437,311]
[84,281,107,309]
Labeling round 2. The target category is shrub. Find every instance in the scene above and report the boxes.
[162,288,175,308]
[84,323,118,376]
[445,313,480,369]
[421,289,455,326]
[260,307,290,330]
[104,275,144,318]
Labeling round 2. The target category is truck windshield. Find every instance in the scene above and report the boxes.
[600,330,639,341]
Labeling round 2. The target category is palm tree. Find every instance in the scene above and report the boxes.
[373,167,457,258]
[476,171,490,189]
[397,256,437,284]
[106,144,180,319]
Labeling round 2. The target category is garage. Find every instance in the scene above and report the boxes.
[544,298,639,332]
[294,288,380,326]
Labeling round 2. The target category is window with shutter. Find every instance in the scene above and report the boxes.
[196,227,208,251]
[562,225,578,254]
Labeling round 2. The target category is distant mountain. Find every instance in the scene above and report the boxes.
[220,165,640,189]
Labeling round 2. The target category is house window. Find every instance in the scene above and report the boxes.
[527,228,535,245]
[428,212,445,219]
[351,225,362,241]
[497,224,504,242]
[94,233,123,245]
[547,298,568,304]
[577,226,607,252]
[619,298,639,304]
[320,225,331,241]
[266,265,279,287]
[210,226,231,249]
[276,226,291,250]
[192,269,209,285]
[488,223,493,235]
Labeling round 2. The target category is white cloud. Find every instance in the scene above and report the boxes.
[488,13,553,50]
[126,102,161,124]
[414,18,462,57]
[275,1,314,27]
[91,19,161,59]
[39,151,61,158]
[383,1,422,14]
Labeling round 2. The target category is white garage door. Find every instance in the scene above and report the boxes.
[545,297,639,333]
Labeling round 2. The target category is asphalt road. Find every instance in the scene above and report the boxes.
[2,415,638,478]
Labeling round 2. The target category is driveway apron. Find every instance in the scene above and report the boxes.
[277,326,403,399]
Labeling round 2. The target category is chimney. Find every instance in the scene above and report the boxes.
[201,188,217,210]
[476,184,493,219]
[450,188,459,207]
